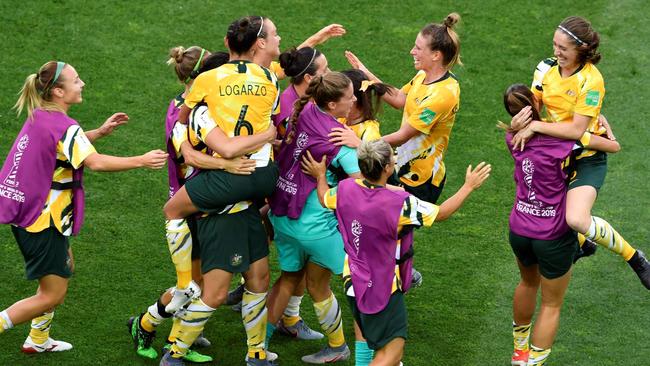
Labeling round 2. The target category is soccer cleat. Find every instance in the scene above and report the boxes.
[162,343,213,363]
[166,281,201,314]
[21,336,72,353]
[628,250,650,290]
[231,300,243,312]
[193,332,212,348]
[226,283,245,305]
[301,344,350,364]
[511,349,529,366]
[127,315,158,360]
[160,350,186,366]
[411,267,423,287]
[574,238,597,263]
[276,319,324,340]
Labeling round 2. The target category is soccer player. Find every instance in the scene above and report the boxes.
[266,72,360,363]
[127,49,256,363]
[159,16,281,366]
[0,61,166,354]
[343,13,463,291]
[502,84,621,366]
[510,16,650,289]
[300,139,490,366]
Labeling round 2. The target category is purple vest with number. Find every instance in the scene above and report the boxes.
[0,109,85,234]
[269,102,341,219]
[506,133,574,240]
[336,178,415,314]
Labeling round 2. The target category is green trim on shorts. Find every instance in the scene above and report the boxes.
[197,208,269,274]
[569,151,607,191]
[509,230,578,279]
[12,226,72,280]
[347,287,408,350]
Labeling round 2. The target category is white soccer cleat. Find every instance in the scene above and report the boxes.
[165,281,201,314]
[21,336,73,353]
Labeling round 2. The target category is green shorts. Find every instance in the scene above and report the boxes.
[347,285,408,350]
[185,161,279,215]
[400,175,446,204]
[274,231,345,275]
[569,152,607,191]
[509,230,578,279]
[187,216,201,260]
[12,226,72,280]
[197,208,269,274]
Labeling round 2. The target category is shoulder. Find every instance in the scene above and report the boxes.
[582,63,604,84]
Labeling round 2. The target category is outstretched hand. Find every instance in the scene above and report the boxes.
[300,150,327,179]
[463,162,491,190]
[312,24,346,45]
[140,150,168,169]
[344,50,370,75]
[98,112,129,137]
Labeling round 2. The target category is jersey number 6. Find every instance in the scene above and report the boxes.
[234,105,254,136]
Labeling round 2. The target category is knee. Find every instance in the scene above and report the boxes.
[201,289,227,309]
[246,270,270,293]
[39,288,67,309]
[566,211,590,234]
[519,277,540,289]
[306,279,329,300]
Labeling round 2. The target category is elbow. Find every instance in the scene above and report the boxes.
[83,154,101,171]
[217,148,238,159]
[610,141,621,153]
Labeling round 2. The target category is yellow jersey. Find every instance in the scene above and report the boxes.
[532,58,606,158]
[396,71,460,188]
[27,126,96,235]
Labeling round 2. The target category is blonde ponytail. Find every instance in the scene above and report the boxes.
[13,74,42,117]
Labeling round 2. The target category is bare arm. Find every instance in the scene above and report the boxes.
[85,113,129,142]
[83,150,167,172]
[204,124,276,159]
[300,151,329,207]
[180,141,257,174]
[298,24,346,49]
[435,162,491,221]
[383,123,421,147]
[585,133,620,153]
[345,50,406,109]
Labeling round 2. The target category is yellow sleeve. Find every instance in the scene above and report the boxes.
[171,122,188,156]
[405,89,455,134]
[400,73,418,95]
[531,58,554,101]
[398,195,439,229]
[270,61,285,80]
[575,73,605,117]
[59,125,97,169]
[184,73,210,109]
[361,121,381,141]
[323,187,338,210]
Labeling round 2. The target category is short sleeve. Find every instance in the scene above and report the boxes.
[532,58,554,101]
[59,125,97,169]
[405,90,455,134]
[398,195,439,228]
[574,73,605,117]
[323,187,338,210]
[185,73,210,109]
[270,61,285,80]
[171,121,189,156]
[189,105,218,143]
[332,146,360,175]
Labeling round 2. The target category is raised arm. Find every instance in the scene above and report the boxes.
[298,24,346,49]
[435,162,491,221]
[345,50,406,109]
[85,112,129,142]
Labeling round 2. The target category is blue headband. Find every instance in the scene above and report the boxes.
[43,61,66,95]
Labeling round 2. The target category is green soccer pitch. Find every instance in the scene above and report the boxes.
[0,1,648,365]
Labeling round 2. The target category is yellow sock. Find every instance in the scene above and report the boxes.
[242,289,268,360]
[29,312,54,344]
[512,322,531,352]
[313,292,345,348]
[528,345,551,365]
[577,233,586,247]
[0,310,14,333]
[166,219,193,288]
[170,298,215,358]
[585,216,636,261]
[168,317,182,343]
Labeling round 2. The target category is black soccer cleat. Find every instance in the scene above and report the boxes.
[628,250,650,290]
[574,238,598,263]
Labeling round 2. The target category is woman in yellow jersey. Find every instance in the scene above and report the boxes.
[159,16,282,366]
[344,13,462,205]
[0,61,166,354]
[127,49,255,363]
[511,16,650,290]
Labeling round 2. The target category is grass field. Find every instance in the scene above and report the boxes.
[1,1,649,365]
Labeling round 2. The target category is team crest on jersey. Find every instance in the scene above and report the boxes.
[230,253,243,267]
[566,90,576,97]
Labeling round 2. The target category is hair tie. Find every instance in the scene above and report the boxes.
[256,16,264,37]
[294,49,317,78]
[359,80,377,92]
[558,25,586,46]
[42,61,66,95]
[185,48,207,84]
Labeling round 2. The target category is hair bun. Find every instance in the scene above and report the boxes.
[443,12,460,28]
[279,47,299,71]
[168,46,186,64]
